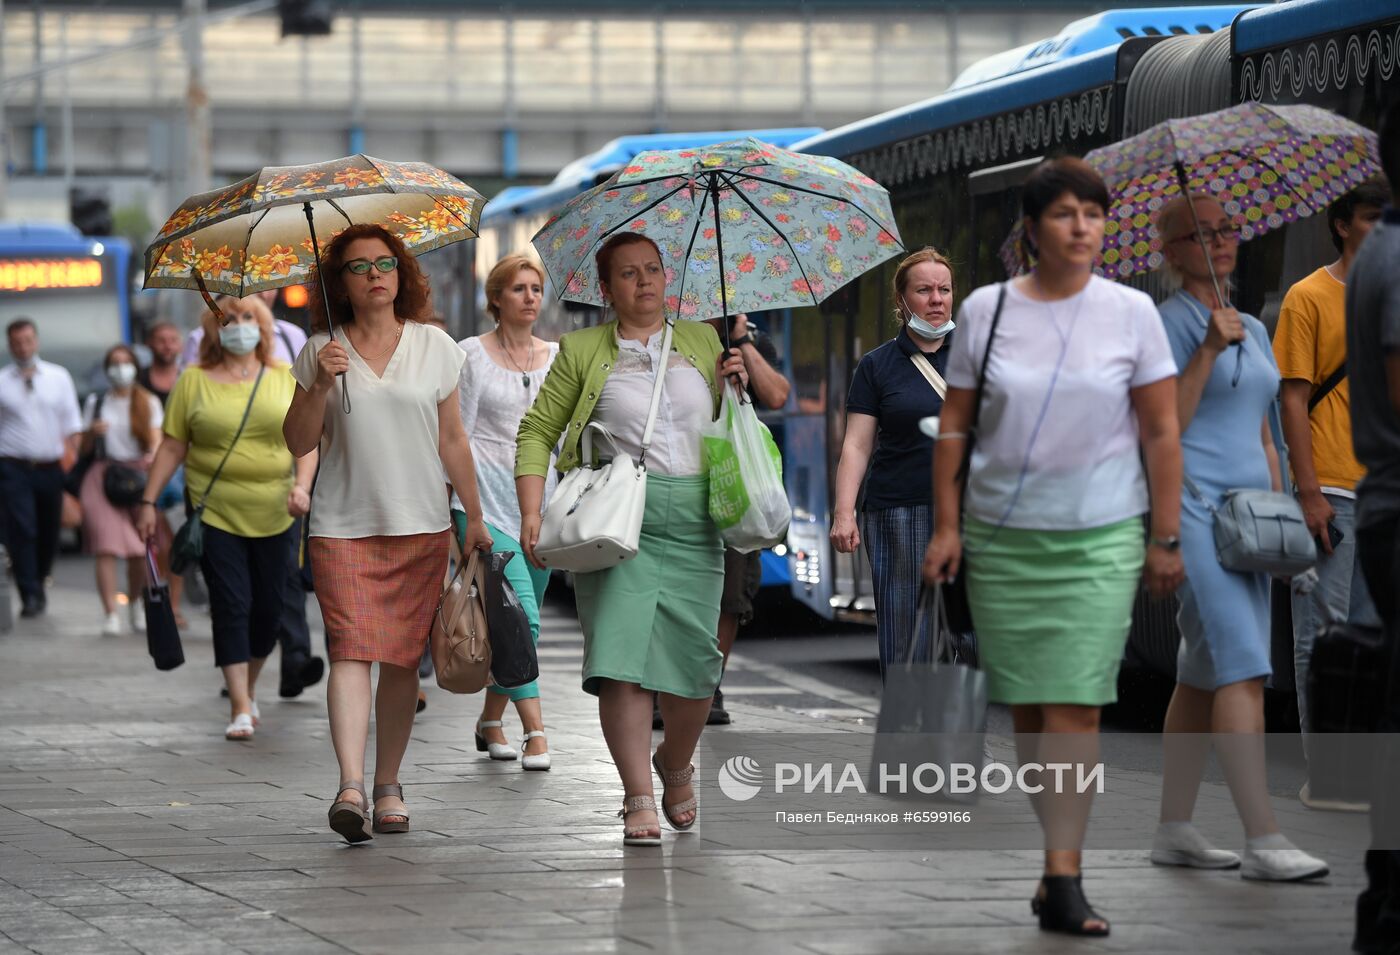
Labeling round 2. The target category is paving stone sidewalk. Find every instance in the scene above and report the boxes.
[0,557,1366,954]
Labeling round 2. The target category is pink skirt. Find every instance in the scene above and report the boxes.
[310,531,450,669]
[80,460,146,558]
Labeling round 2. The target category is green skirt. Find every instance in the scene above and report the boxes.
[574,473,723,699]
[965,516,1144,706]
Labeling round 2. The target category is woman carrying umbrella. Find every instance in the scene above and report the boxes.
[923,157,1184,937]
[283,223,492,843]
[515,232,747,846]
[1150,193,1328,881]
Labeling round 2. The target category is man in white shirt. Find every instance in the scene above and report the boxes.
[0,319,83,617]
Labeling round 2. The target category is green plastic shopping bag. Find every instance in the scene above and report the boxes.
[701,383,791,552]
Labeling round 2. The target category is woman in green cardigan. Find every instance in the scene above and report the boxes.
[516,232,748,847]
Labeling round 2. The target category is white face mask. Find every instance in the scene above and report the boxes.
[902,297,955,341]
[219,324,261,356]
[106,362,137,387]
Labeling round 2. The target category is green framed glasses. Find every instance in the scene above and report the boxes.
[343,255,398,275]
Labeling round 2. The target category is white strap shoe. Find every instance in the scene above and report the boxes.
[474,720,518,760]
[521,730,551,771]
[1149,822,1241,869]
[1241,834,1329,882]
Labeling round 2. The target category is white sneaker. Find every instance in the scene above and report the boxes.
[1150,821,1241,869]
[1241,833,1329,882]
[101,611,124,637]
[128,603,145,633]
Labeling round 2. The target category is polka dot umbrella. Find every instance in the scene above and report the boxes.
[999,102,1381,287]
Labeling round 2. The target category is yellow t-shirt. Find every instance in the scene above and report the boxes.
[163,365,296,538]
[1272,266,1365,492]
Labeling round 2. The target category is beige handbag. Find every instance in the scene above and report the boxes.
[429,533,492,694]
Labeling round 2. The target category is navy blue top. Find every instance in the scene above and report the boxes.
[846,328,952,511]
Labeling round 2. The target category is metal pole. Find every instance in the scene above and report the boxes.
[32,0,44,175]
[60,13,73,191]
[182,0,210,198]
[0,0,8,220]
[349,9,363,154]
[800,9,814,126]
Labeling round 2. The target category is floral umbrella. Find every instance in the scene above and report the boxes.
[999,103,1380,283]
[531,137,903,323]
[144,154,484,331]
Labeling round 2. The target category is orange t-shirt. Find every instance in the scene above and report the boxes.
[1272,266,1365,491]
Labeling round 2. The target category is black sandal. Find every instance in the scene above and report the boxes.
[1031,875,1110,937]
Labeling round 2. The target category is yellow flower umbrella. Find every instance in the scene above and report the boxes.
[144,154,484,337]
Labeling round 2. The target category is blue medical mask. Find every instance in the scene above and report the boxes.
[903,297,954,341]
[907,315,955,340]
[219,324,261,356]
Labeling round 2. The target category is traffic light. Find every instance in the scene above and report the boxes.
[278,0,333,37]
[69,187,113,237]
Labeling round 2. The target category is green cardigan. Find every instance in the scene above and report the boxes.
[515,319,724,478]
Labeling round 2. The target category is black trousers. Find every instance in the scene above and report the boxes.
[1356,512,1400,954]
[200,522,294,668]
[276,516,312,660]
[0,459,64,603]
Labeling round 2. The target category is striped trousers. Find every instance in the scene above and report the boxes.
[862,504,976,681]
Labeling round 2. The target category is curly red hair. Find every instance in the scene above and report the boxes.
[308,223,432,331]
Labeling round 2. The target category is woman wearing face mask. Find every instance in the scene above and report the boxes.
[137,296,318,741]
[451,253,559,770]
[80,344,164,636]
[830,248,958,677]
[1150,193,1328,882]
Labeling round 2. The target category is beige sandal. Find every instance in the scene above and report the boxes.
[653,750,698,831]
[372,783,410,834]
[619,795,661,847]
[328,780,372,844]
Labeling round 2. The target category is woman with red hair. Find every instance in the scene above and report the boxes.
[283,223,492,843]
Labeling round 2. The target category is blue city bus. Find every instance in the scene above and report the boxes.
[0,222,133,397]
[470,127,823,596]
[780,0,1398,705]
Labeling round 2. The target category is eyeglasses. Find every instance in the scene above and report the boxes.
[343,256,398,275]
[1169,226,1240,245]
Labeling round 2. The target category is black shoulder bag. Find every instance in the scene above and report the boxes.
[170,366,266,573]
[1308,362,1345,414]
[943,283,1008,634]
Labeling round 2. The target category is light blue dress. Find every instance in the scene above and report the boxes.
[1158,290,1280,690]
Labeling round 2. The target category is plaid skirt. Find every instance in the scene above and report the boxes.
[310,531,450,669]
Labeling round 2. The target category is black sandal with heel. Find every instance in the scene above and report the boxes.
[1031,875,1109,937]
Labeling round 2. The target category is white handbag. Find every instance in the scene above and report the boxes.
[534,322,673,573]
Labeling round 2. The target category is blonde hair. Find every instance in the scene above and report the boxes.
[1156,193,1228,285]
[892,247,955,318]
[485,254,546,321]
[198,295,278,369]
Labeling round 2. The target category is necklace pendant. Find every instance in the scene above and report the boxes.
[522,372,531,388]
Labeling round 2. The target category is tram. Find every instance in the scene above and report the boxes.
[784,0,1400,696]
[0,221,133,398]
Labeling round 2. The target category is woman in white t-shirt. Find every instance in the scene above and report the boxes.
[284,224,493,844]
[79,344,163,636]
[923,157,1185,939]
[450,254,559,770]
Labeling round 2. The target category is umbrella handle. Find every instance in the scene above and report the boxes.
[304,202,351,415]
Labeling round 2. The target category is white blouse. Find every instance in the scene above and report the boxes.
[945,275,1177,531]
[83,390,163,463]
[448,335,559,541]
[292,321,465,539]
[589,327,711,478]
